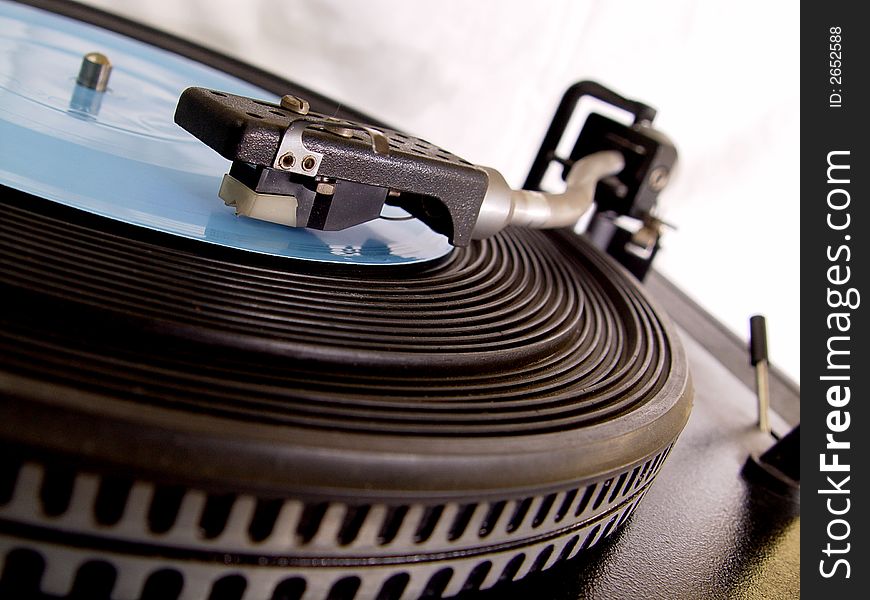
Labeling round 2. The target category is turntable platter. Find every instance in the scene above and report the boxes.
[0,2,692,599]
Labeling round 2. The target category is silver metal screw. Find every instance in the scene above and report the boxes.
[316,182,336,195]
[280,94,310,115]
[649,166,670,192]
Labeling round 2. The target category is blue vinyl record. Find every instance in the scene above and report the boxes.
[0,1,452,265]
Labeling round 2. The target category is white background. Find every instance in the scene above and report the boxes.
[79,0,801,383]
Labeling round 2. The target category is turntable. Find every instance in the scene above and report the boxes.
[0,2,799,599]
